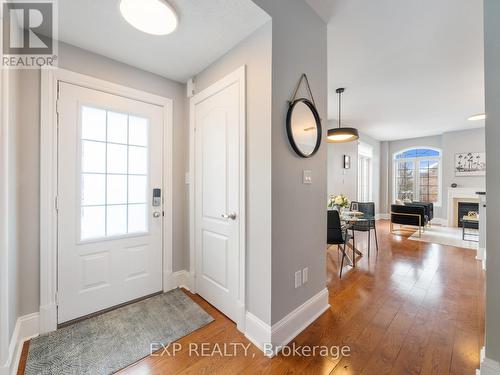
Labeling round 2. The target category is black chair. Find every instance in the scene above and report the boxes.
[350,202,378,257]
[327,210,352,278]
[404,202,433,226]
[390,204,427,237]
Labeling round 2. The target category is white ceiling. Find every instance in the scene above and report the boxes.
[57,0,270,83]
[306,0,485,141]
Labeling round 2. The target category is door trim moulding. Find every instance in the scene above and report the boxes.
[188,66,246,331]
[40,68,174,333]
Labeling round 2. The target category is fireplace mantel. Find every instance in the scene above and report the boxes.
[447,188,483,227]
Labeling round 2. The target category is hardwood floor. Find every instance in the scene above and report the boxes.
[18,220,485,374]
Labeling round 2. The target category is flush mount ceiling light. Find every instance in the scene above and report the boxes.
[327,88,359,143]
[120,0,178,36]
[468,113,486,121]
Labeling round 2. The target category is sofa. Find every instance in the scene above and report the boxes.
[390,202,433,237]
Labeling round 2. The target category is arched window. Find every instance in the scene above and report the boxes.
[393,147,441,205]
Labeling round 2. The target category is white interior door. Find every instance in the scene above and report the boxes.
[192,68,245,324]
[57,82,164,323]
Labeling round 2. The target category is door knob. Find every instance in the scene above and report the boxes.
[221,212,237,220]
[153,211,161,218]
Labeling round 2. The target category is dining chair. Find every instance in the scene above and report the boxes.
[350,202,379,257]
[327,210,352,278]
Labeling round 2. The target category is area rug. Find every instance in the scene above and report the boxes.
[25,288,214,375]
[408,225,478,250]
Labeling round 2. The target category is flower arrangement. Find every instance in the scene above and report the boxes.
[328,194,350,210]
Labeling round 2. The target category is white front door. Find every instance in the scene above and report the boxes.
[57,82,164,323]
[192,68,245,324]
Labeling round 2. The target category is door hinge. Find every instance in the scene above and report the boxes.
[56,99,60,114]
[55,196,59,211]
[55,292,59,306]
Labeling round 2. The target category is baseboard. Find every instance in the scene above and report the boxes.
[431,217,447,226]
[271,288,330,355]
[478,354,500,375]
[245,288,330,357]
[1,313,39,375]
[171,270,191,291]
[244,312,272,354]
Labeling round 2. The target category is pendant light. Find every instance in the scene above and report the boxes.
[327,88,359,143]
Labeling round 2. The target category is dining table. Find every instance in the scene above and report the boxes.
[338,210,376,267]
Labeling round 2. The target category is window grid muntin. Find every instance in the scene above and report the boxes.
[80,105,149,241]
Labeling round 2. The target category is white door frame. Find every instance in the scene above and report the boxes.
[40,68,173,333]
[189,66,246,330]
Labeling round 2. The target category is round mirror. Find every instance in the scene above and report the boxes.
[286,98,322,158]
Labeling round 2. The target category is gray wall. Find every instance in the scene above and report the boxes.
[13,43,188,318]
[327,139,358,200]
[442,129,486,192]
[386,129,485,220]
[327,130,382,214]
[193,22,273,323]
[252,0,328,324]
[484,0,500,363]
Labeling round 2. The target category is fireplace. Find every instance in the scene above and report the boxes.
[457,202,479,228]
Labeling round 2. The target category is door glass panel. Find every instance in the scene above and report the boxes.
[107,175,127,205]
[129,115,148,146]
[128,175,147,204]
[107,205,127,236]
[79,106,150,241]
[128,146,147,175]
[82,141,106,173]
[81,174,105,206]
[128,204,147,233]
[107,111,128,144]
[81,106,106,141]
[81,206,106,240]
[107,144,128,174]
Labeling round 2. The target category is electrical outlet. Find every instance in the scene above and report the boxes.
[302,267,308,284]
[294,270,302,288]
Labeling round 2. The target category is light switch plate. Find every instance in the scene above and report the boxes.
[302,267,308,284]
[295,270,302,288]
[303,169,312,184]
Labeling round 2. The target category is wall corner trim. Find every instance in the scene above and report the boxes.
[245,288,330,357]
[1,313,39,375]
